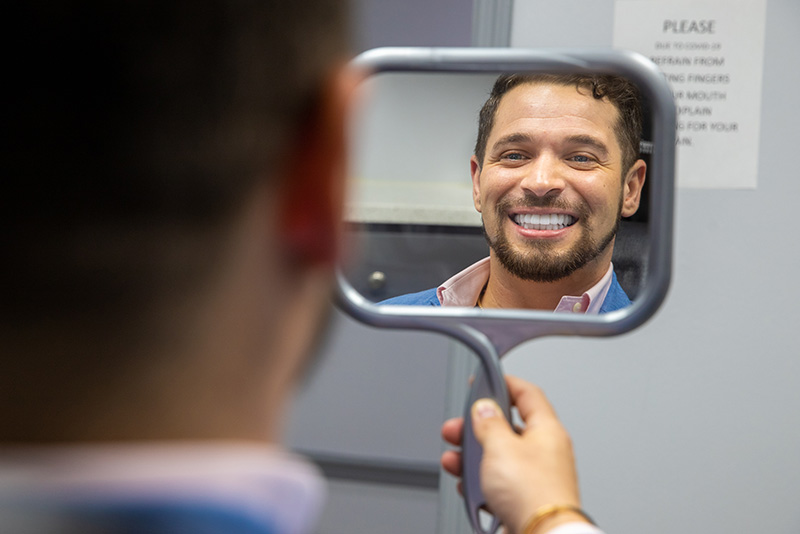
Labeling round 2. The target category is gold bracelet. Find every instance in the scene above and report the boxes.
[522,504,596,534]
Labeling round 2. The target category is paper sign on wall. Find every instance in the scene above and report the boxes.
[613,0,766,189]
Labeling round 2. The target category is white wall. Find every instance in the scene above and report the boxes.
[349,72,493,226]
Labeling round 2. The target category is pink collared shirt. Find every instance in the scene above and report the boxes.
[437,257,614,314]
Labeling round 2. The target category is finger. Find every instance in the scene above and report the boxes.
[505,375,560,425]
[441,417,464,446]
[440,449,462,477]
[470,398,515,446]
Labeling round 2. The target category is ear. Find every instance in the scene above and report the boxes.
[470,155,483,213]
[621,159,646,218]
[278,65,361,267]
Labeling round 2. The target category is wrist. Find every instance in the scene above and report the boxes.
[518,504,595,534]
[523,510,590,534]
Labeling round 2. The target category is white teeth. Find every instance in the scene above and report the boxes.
[512,213,576,230]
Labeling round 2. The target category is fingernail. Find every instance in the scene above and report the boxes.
[473,398,499,419]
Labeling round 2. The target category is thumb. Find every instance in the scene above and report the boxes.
[471,398,513,445]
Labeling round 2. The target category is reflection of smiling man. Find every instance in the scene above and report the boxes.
[384,74,646,312]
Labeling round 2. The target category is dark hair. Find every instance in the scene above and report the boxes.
[2,1,350,414]
[474,73,643,173]
[4,1,350,316]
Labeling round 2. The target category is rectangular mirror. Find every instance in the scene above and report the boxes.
[336,48,675,356]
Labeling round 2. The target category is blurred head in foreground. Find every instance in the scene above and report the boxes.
[3,1,354,443]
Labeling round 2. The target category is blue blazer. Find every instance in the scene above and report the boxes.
[381,270,632,313]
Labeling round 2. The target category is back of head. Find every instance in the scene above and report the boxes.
[2,1,350,439]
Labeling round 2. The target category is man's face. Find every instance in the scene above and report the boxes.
[471,82,644,282]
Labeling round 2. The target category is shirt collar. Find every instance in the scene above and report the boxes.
[555,263,614,314]
[437,257,615,314]
[438,257,492,307]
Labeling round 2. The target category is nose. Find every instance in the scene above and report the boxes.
[519,154,566,197]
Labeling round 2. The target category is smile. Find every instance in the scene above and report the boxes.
[511,213,577,231]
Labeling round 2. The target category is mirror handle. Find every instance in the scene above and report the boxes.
[462,361,511,534]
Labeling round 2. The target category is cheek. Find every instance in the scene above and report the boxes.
[481,169,521,201]
[575,176,622,215]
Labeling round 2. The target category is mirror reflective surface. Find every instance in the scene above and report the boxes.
[335,48,675,357]
[342,70,655,312]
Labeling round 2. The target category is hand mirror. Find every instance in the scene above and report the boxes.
[336,47,676,534]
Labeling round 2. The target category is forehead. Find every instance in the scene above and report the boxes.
[490,82,621,150]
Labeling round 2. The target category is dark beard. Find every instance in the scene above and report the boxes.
[483,195,621,283]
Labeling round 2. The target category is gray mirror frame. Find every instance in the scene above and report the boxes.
[336,46,676,358]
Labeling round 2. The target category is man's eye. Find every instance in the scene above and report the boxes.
[502,152,526,161]
[568,154,595,164]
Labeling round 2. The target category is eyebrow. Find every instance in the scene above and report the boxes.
[563,134,610,157]
[491,132,611,158]
[491,132,535,151]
